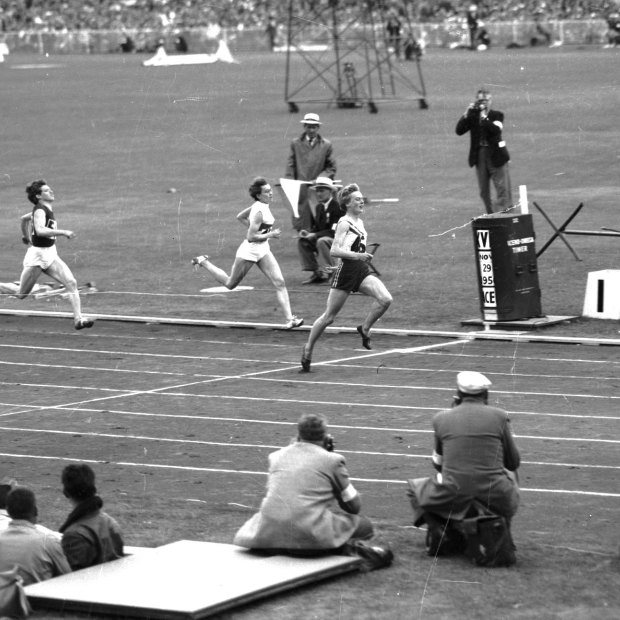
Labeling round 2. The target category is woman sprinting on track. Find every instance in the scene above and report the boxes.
[300,183,392,372]
[191,176,304,329]
[10,180,95,331]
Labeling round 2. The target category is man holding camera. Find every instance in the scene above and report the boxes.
[456,87,512,214]
[234,413,373,553]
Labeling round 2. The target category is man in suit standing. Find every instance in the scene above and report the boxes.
[298,177,343,284]
[456,87,512,214]
[284,113,337,233]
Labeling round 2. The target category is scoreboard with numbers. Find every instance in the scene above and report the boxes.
[471,214,543,321]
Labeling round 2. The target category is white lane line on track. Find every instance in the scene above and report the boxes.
[2,402,619,427]
[1,452,618,498]
[5,378,619,404]
[2,398,619,424]
[1,427,618,469]
[0,340,466,415]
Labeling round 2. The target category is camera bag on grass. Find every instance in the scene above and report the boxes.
[458,501,516,567]
[0,566,31,618]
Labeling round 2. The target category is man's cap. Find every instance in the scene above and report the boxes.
[456,371,492,394]
[476,87,491,98]
[312,176,341,190]
[300,112,321,125]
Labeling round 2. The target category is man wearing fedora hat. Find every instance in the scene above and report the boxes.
[284,112,337,239]
[406,371,520,556]
[298,176,344,284]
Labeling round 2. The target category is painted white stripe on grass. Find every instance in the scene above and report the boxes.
[1,427,618,469]
[0,340,467,416]
[2,408,618,447]
[1,452,618,498]
[4,402,617,424]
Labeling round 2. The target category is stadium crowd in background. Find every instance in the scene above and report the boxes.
[0,0,619,35]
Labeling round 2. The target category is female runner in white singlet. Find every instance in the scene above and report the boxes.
[191,177,303,329]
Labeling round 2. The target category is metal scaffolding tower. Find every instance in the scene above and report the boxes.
[284,0,428,114]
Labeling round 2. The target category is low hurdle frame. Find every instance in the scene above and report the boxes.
[534,201,620,261]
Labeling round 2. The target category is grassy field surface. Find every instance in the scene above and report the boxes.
[1,46,619,620]
[1,46,618,335]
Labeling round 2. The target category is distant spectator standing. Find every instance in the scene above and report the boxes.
[605,12,620,47]
[59,464,124,571]
[284,113,337,234]
[0,487,70,585]
[385,9,403,58]
[466,4,480,49]
[265,14,278,51]
[456,87,512,214]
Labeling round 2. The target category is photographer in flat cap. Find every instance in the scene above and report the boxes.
[234,413,374,553]
[298,177,344,284]
[284,113,337,235]
[407,371,520,563]
[456,87,512,214]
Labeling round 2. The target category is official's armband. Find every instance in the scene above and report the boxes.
[498,140,506,148]
[493,120,503,130]
[340,483,358,503]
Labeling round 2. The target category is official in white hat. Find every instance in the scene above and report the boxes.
[406,370,521,563]
[300,112,321,125]
[284,112,337,269]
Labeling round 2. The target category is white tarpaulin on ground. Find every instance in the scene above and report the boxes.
[143,40,238,67]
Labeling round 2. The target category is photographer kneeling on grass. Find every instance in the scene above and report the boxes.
[234,413,392,570]
[407,371,521,566]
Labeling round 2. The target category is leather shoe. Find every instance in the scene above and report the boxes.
[302,273,328,285]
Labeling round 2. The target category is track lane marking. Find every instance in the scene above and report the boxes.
[0,453,618,498]
[1,427,618,468]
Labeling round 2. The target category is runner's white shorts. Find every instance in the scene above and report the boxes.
[23,245,58,270]
[235,239,271,263]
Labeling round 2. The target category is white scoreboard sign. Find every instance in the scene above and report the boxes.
[475,229,498,320]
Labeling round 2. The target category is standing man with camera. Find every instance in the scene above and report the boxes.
[456,87,512,214]
[234,413,373,553]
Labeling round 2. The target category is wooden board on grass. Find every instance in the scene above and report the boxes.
[25,540,361,619]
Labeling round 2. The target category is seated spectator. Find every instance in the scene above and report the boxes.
[298,177,343,285]
[0,486,70,585]
[59,464,124,570]
[234,413,374,554]
[0,477,61,540]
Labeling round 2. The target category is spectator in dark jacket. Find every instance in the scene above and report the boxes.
[59,464,124,570]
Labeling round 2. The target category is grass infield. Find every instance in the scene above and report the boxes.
[1,46,619,620]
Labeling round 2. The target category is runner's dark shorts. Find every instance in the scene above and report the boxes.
[331,259,372,293]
